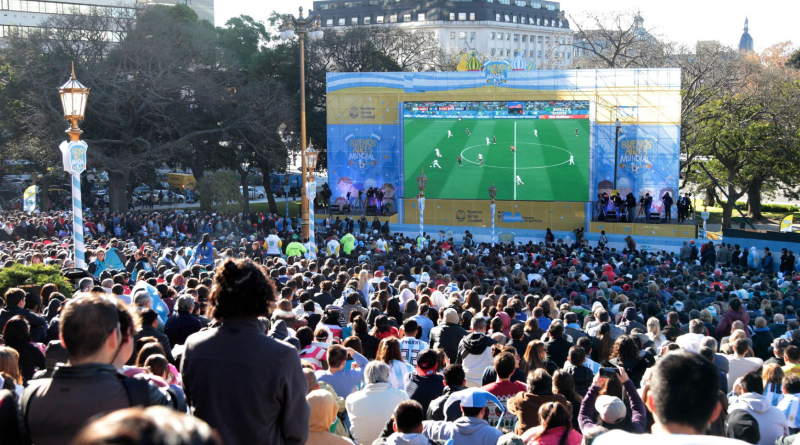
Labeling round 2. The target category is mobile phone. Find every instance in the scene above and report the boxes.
[599,367,619,378]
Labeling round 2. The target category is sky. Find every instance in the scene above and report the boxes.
[216,0,798,53]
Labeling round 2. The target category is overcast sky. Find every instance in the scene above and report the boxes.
[216,0,797,52]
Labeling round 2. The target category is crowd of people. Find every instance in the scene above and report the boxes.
[0,205,800,445]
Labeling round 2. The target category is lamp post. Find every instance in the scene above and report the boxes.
[281,7,323,241]
[489,183,497,246]
[614,118,624,191]
[58,63,89,269]
[417,169,427,243]
[283,172,290,220]
[304,144,319,246]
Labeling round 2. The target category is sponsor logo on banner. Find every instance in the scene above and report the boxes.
[345,133,379,169]
[456,210,466,222]
[23,185,37,213]
[501,212,524,223]
[69,140,88,175]
[499,233,516,243]
[485,61,509,85]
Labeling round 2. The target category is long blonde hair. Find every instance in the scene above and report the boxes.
[358,270,370,290]
[0,346,22,385]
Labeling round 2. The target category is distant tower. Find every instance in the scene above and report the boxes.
[739,18,754,52]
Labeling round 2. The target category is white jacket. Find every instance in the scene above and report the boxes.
[675,333,706,352]
[463,347,494,388]
[346,383,409,445]
[728,392,790,445]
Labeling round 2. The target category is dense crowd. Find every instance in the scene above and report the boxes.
[0,206,799,445]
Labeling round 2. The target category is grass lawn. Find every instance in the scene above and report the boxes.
[691,199,797,227]
[403,117,590,201]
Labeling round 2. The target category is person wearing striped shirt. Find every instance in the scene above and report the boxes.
[778,374,800,432]
[400,319,429,367]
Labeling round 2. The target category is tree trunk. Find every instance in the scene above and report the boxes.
[746,181,764,221]
[721,202,734,229]
[40,176,51,211]
[108,170,129,212]
[239,169,250,214]
[191,146,206,180]
[256,160,278,215]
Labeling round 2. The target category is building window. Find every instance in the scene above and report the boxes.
[538,51,542,57]
[532,2,541,7]
[458,12,466,20]
[326,19,333,26]
[499,0,510,4]
[506,49,510,55]
[491,32,495,39]
[351,17,358,24]
[403,13,411,21]
[546,4,555,10]
[522,35,527,42]
[376,15,384,23]
[417,13,425,21]
[364,16,371,24]
[389,14,397,22]
[459,31,466,39]
[496,13,501,21]
[504,14,510,21]
[512,15,517,23]
[516,0,526,5]
[506,33,510,40]
[470,13,475,20]
[338,18,345,25]
[470,32,475,40]
[491,48,496,55]
[450,32,455,39]
[514,34,519,41]
[520,17,526,23]
[449,13,455,20]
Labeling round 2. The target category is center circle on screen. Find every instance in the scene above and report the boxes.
[460,142,573,169]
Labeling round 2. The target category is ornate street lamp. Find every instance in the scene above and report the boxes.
[281,7,323,241]
[58,63,90,269]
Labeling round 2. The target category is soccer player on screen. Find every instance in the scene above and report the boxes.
[534,129,538,137]
[466,128,470,136]
[510,146,516,152]
[457,155,463,167]
[492,135,497,144]
[435,148,442,158]
[478,153,484,167]
[516,175,525,185]
[486,137,490,146]
[575,127,579,137]
[447,130,452,138]
[569,155,575,165]
[431,159,442,169]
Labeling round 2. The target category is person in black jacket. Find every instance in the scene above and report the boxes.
[404,349,444,413]
[0,288,47,342]
[563,346,594,397]
[543,320,573,368]
[427,364,467,421]
[660,312,682,342]
[3,316,45,383]
[132,309,175,365]
[164,296,202,347]
[429,308,468,364]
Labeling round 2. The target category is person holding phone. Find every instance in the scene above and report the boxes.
[578,366,646,434]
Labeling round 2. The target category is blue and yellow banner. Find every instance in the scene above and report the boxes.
[781,215,793,232]
[23,185,37,213]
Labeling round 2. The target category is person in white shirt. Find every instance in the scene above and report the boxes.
[727,337,764,392]
[676,319,707,353]
[326,235,340,258]
[376,236,388,253]
[175,248,188,272]
[263,230,282,257]
[399,319,428,367]
[729,370,790,445]
[345,362,409,445]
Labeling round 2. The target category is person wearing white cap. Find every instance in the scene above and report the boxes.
[421,388,504,445]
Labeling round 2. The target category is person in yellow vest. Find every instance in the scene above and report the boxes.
[341,233,355,255]
[327,235,341,258]
[285,235,307,259]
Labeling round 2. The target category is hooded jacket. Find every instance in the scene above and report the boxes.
[728,392,789,445]
[457,333,497,387]
[307,390,351,445]
[346,383,409,445]
[422,417,503,445]
[428,385,467,421]
[429,322,468,364]
[716,308,751,339]
[507,391,569,436]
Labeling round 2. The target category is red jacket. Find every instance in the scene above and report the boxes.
[716,308,751,339]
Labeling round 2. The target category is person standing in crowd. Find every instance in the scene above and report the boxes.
[181,259,310,445]
[345,361,409,445]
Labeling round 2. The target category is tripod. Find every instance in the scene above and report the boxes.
[636,203,646,222]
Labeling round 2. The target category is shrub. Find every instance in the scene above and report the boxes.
[195,170,242,213]
[717,201,798,213]
[0,264,75,299]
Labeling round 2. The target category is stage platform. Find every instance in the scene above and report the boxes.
[589,221,697,239]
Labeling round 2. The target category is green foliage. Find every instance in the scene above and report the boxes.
[788,49,800,69]
[196,169,242,213]
[0,264,74,298]
[717,201,798,213]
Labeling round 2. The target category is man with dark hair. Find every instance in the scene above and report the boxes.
[182,258,310,445]
[508,323,529,355]
[131,308,175,364]
[595,351,742,444]
[400,319,428,367]
[785,346,800,376]
[563,346,593,396]
[0,287,46,341]
[661,311,682,342]
[728,338,763,391]
[22,294,180,445]
[564,312,588,341]
[730,370,789,445]
[428,365,467,421]
[457,317,496,387]
[779,374,800,433]
[411,303,435,341]
[375,400,438,445]
[430,308,468,364]
[422,388,504,445]
[317,344,370,399]
[544,320,572,368]
[481,352,526,428]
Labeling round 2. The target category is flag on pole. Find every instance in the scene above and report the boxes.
[23,185,37,214]
[781,214,794,232]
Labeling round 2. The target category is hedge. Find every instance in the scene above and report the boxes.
[0,264,75,299]
[717,201,799,213]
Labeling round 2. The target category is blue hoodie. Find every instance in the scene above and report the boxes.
[423,417,502,445]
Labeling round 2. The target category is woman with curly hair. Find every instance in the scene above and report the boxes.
[182,259,310,445]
